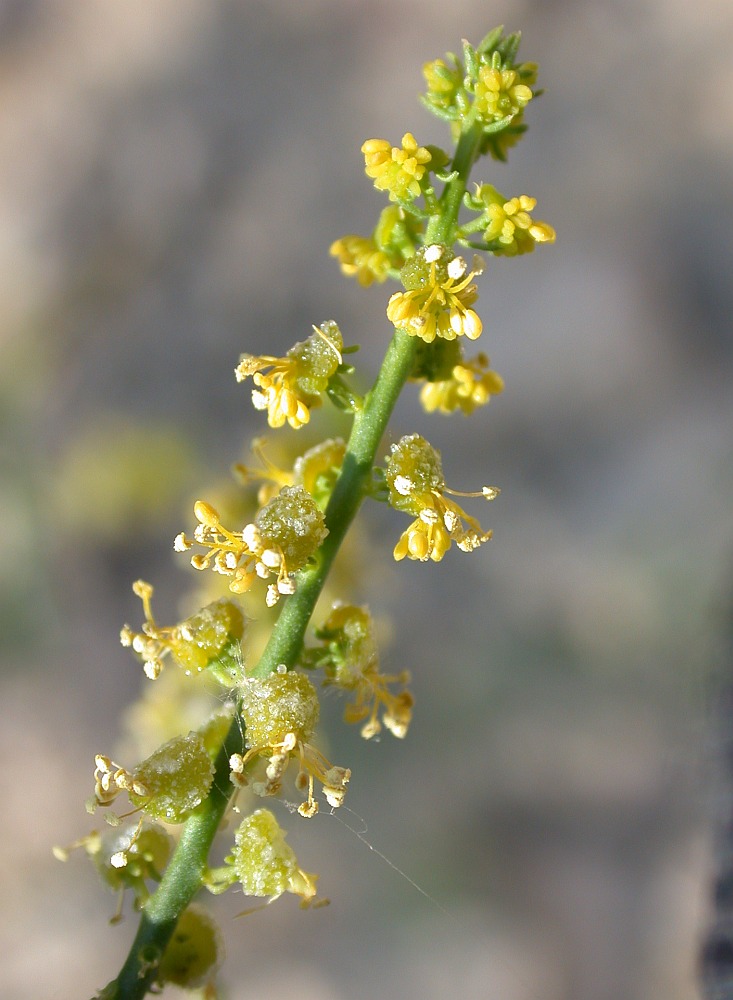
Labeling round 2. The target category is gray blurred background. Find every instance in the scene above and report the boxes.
[1,1,731,998]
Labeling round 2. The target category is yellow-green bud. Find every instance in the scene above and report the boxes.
[130,732,214,823]
[255,485,328,572]
[385,434,444,514]
[241,671,319,748]
[170,599,246,685]
[228,808,318,905]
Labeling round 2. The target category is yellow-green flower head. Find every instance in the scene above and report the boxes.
[234,669,350,817]
[361,133,431,203]
[420,351,504,415]
[234,322,344,429]
[478,185,556,255]
[120,580,246,684]
[91,734,215,824]
[315,603,414,740]
[228,808,320,907]
[158,905,222,989]
[241,670,320,748]
[473,65,532,125]
[175,487,327,606]
[385,434,499,562]
[129,733,215,823]
[387,245,484,344]
[255,484,329,570]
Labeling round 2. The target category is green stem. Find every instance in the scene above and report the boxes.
[430,119,483,244]
[103,125,484,998]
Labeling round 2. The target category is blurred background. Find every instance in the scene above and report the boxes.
[1,1,731,997]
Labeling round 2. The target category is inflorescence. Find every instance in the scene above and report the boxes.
[59,27,554,998]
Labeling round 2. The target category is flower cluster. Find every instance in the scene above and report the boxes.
[387,244,484,344]
[235,321,344,429]
[206,809,320,909]
[361,133,432,203]
[331,205,423,288]
[473,64,533,125]
[175,487,327,606]
[385,434,499,562]
[419,350,504,415]
[475,184,556,255]
[90,732,215,825]
[421,55,464,117]
[54,821,174,922]
[420,30,537,150]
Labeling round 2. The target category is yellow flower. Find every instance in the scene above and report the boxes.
[387,245,484,344]
[235,353,311,429]
[329,235,392,286]
[479,185,556,255]
[419,352,504,415]
[234,322,344,430]
[385,434,499,563]
[473,65,532,124]
[175,488,327,607]
[361,132,431,202]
